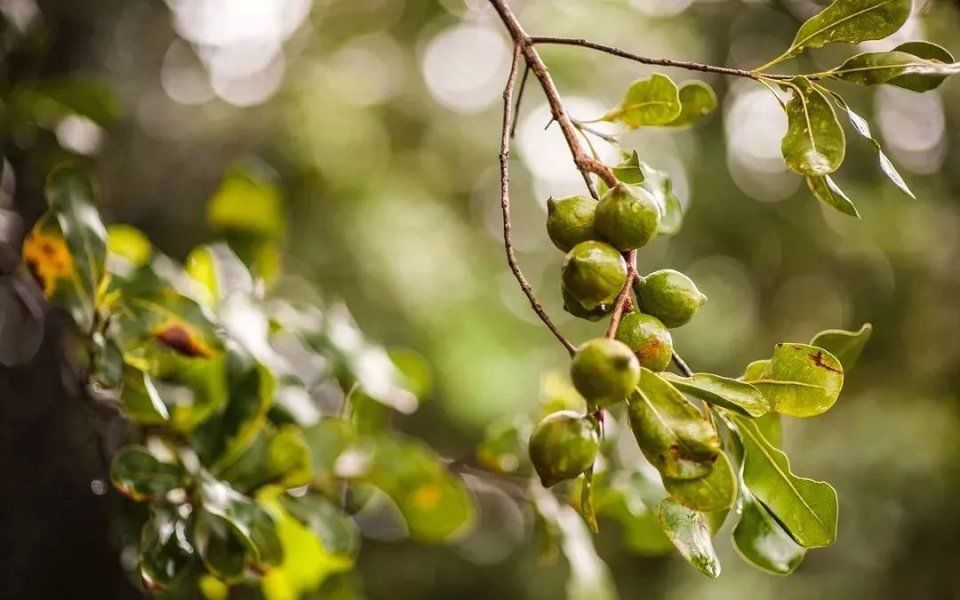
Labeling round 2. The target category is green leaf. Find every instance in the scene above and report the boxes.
[612,149,645,184]
[733,415,838,547]
[638,162,684,235]
[199,474,284,567]
[781,79,845,176]
[580,467,599,533]
[662,372,769,417]
[219,425,313,492]
[118,367,170,424]
[667,81,718,127]
[193,350,276,470]
[208,164,284,283]
[828,93,913,198]
[107,224,152,268]
[663,451,738,512]
[742,359,769,382]
[110,445,184,502]
[889,41,957,91]
[629,368,720,479]
[593,470,673,555]
[809,323,872,373]
[475,416,532,476]
[602,73,682,128]
[532,486,618,600]
[366,436,475,542]
[139,506,195,589]
[806,175,860,217]
[281,492,360,559]
[751,343,844,417]
[194,509,249,582]
[302,418,357,485]
[658,498,721,578]
[146,352,229,432]
[732,488,806,575]
[827,50,960,90]
[784,0,911,58]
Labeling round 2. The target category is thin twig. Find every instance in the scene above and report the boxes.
[489,0,618,197]
[573,120,620,145]
[529,36,793,81]
[499,44,577,356]
[605,250,637,338]
[510,64,530,138]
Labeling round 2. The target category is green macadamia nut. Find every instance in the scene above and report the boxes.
[561,241,628,311]
[546,195,597,252]
[636,269,707,328]
[570,337,641,408]
[562,286,611,321]
[614,312,674,372]
[529,410,600,487]
[595,183,661,251]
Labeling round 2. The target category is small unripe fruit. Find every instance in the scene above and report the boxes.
[562,286,611,321]
[546,195,597,252]
[570,337,641,408]
[561,241,627,311]
[595,183,660,251]
[615,312,673,372]
[636,269,707,328]
[529,410,599,487]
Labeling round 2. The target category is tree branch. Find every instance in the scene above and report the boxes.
[605,250,637,338]
[499,45,577,356]
[529,36,793,81]
[489,0,618,195]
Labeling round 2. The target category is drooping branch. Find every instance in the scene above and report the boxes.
[499,45,577,356]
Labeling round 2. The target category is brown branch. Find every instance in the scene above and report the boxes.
[672,352,693,377]
[489,0,618,197]
[605,250,637,338]
[499,44,577,356]
[509,64,530,139]
[529,37,793,81]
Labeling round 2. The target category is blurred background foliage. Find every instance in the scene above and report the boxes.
[1,0,960,598]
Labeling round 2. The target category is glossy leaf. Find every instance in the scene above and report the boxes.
[751,343,844,417]
[667,81,718,127]
[119,368,170,424]
[664,451,738,512]
[784,0,911,58]
[140,506,195,589]
[146,352,228,432]
[732,488,806,575]
[828,93,913,198]
[742,359,769,382]
[733,416,838,547]
[194,509,248,582]
[806,175,859,217]
[110,445,184,501]
[194,350,276,470]
[809,323,873,373]
[658,498,721,578]
[220,425,313,492]
[602,73,682,128]
[628,368,720,479]
[781,79,845,176]
[889,41,956,91]
[612,149,645,184]
[662,372,768,417]
[199,474,284,567]
[828,50,960,90]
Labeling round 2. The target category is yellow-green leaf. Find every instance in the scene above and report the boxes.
[784,0,911,58]
[602,73,682,128]
[752,343,844,417]
[732,487,806,575]
[663,451,738,512]
[658,498,721,578]
[667,81,718,127]
[806,175,859,217]
[662,372,769,417]
[809,323,872,373]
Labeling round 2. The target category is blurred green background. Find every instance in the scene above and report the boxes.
[2,0,960,598]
